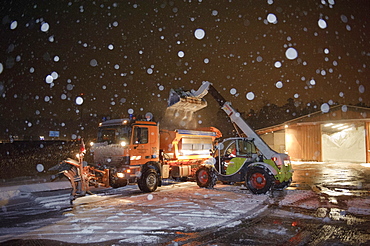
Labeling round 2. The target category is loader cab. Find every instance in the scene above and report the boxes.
[214,138,259,174]
[217,138,258,158]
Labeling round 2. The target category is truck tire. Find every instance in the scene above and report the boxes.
[110,176,128,188]
[138,168,158,193]
[246,166,274,194]
[196,166,216,189]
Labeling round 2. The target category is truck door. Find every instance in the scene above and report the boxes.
[130,125,159,166]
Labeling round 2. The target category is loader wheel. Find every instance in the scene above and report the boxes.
[274,178,292,190]
[138,168,158,193]
[246,167,274,194]
[196,166,215,189]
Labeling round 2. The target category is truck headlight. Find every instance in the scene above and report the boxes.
[120,141,127,147]
[117,172,125,178]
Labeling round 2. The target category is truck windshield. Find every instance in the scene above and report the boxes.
[97,126,131,145]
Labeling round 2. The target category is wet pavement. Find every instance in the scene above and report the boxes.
[195,207,370,246]
[290,162,370,193]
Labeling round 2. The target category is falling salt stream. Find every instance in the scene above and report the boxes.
[162,107,198,130]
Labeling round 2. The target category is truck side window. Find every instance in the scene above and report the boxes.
[134,127,148,144]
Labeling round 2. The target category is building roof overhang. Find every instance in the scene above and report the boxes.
[256,105,370,135]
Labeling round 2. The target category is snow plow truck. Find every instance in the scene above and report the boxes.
[51,115,221,200]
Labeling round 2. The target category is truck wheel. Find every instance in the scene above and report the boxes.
[246,167,274,194]
[110,176,128,188]
[196,166,215,188]
[138,168,158,193]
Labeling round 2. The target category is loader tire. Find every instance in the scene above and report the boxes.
[138,168,158,193]
[196,166,216,189]
[274,178,292,190]
[246,166,274,194]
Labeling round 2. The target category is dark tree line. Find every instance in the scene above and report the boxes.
[0,141,84,179]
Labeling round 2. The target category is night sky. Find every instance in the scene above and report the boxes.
[0,0,369,141]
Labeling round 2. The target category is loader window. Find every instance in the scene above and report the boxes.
[224,140,237,157]
[133,127,148,144]
[237,140,257,157]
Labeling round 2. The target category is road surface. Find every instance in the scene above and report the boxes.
[0,161,369,245]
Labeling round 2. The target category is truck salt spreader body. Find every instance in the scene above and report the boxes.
[52,116,220,200]
[167,82,293,194]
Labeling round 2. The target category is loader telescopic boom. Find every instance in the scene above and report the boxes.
[167,81,278,159]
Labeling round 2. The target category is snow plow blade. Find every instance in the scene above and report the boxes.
[167,88,207,113]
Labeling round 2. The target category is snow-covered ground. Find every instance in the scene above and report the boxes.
[0,179,70,207]
[0,182,268,244]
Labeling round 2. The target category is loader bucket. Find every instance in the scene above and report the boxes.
[167,88,207,113]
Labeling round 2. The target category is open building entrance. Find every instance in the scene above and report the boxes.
[321,122,366,162]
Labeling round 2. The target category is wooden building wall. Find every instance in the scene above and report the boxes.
[258,106,370,162]
[367,122,370,163]
[285,124,322,161]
